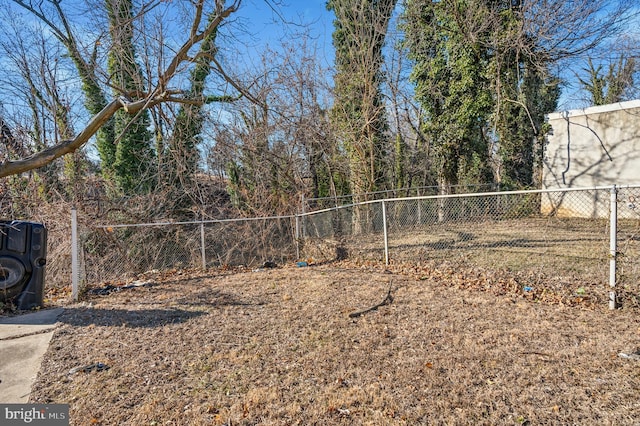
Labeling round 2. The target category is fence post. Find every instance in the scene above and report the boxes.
[382,200,389,266]
[417,188,422,226]
[609,185,618,310]
[295,215,300,260]
[300,194,307,239]
[71,207,79,301]
[200,221,206,270]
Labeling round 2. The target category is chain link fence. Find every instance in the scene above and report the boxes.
[70,185,640,308]
[616,186,640,306]
[78,216,297,284]
[299,186,640,308]
[303,183,497,210]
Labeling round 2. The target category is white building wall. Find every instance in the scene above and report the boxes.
[542,99,640,217]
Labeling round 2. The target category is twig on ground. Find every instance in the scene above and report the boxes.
[348,281,394,318]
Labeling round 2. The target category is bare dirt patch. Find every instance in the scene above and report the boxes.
[30,263,640,425]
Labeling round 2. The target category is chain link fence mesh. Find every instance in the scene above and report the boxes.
[304,183,497,210]
[73,186,640,308]
[616,186,640,307]
[300,188,640,306]
[385,192,610,283]
[80,217,297,284]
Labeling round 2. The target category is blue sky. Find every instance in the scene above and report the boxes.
[3,0,636,117]
[233,0,336,67]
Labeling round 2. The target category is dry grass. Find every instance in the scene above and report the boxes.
[29,262,640,425]
[305,216,640,305]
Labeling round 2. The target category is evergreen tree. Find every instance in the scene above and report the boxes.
[403,0,494,193]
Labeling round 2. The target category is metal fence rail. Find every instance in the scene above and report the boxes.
[303,183,497,210]
[72,185,640,309]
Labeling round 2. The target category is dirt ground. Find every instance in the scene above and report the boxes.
[28,261,640,425]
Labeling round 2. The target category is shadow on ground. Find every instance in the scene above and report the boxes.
[174,288,268,308]
[58,307,207,328]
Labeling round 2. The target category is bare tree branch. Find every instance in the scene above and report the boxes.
[1,0,246,179]
[0,98,122,178]
[348,281,394,318]
[0,90,190,178]
[158,0,240,91]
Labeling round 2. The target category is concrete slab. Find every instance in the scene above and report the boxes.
[0,308,63,340]
[0,308,63,403]
[0,333,56,403]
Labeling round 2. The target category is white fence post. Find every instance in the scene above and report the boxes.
[295,215,300,260]
[382,200,389,266]
[609,185,618,309]
[200,221,206,269]
[417,188,422,225]
[300,194,307,239]
[71,207,79,301]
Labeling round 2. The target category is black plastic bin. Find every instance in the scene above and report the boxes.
[0,220,47,310]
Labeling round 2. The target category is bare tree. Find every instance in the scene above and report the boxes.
[521,0,638,65]
[0,14,91,198]
[328,0,398,198]
[0,0,243,179]
[203,35,341,215]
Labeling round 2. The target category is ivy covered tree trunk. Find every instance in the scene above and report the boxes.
[164,22,220,212]
[78,68,116,179]
[488,4,559,190]
[404,0,559,199]
[493,64,559,189]
[107,0,155,193]
[328,0,397,233]
[403,0,494,198]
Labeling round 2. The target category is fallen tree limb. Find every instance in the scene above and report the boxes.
[348,281,394,318]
